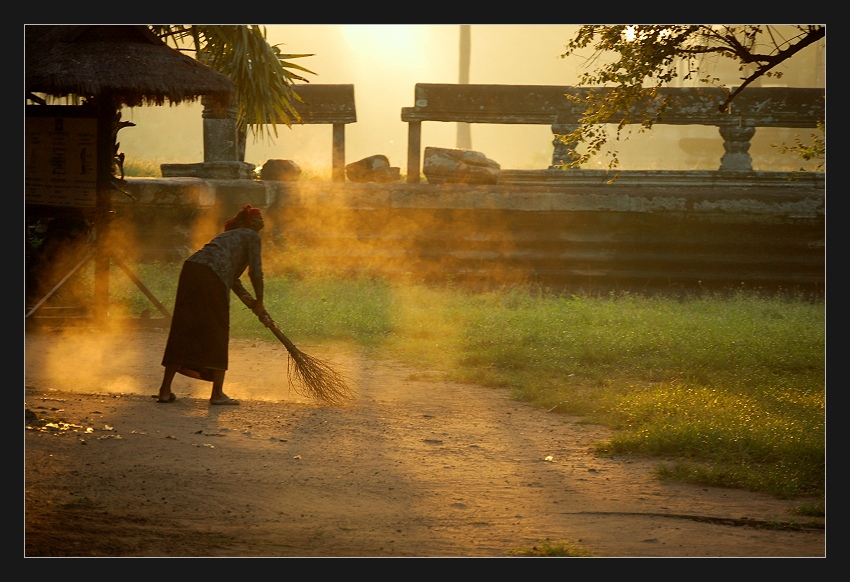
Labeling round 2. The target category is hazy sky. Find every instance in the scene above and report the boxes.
[119,25,588,172]
[117,25,824,174]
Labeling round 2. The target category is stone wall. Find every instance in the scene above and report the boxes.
[119,171,825,294]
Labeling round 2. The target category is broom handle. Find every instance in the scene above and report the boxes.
[263,317,298,353]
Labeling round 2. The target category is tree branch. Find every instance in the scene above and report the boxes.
[718,27,824,112]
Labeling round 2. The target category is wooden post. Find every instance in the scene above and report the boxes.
[93,96,114,323]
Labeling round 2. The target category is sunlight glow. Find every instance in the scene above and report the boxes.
[342,25,425,69]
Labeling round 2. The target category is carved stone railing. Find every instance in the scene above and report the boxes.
[401,84,825,181]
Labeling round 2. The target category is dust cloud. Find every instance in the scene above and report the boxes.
[24,326,359,405]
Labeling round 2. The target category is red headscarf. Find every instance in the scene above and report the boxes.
[224,204,263,231]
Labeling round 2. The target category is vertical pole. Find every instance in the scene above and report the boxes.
[93,96,114,323]
[456,25,472,150]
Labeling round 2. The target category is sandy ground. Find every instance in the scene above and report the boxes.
[24,326,825,558]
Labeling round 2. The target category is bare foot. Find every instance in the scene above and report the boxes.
[210,396,239,405]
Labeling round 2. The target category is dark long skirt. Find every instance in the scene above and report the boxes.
[161,260,229,380]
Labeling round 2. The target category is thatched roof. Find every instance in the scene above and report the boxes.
[25,25,234,108]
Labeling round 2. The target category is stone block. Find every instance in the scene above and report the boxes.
[261,159,302,182]
[160,161,255,180]
[346,155,401,183]
[423,147,500,185]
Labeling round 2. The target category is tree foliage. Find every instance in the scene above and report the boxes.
[777,121,825,172]
[559,25,825,170]
[151,25,316,141]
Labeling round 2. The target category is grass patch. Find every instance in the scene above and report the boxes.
[511,539,593,557]
[792,500,825,517]
[107,263,825,501]
[122,158,161,177]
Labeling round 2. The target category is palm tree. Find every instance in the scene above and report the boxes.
[151,25,316,158]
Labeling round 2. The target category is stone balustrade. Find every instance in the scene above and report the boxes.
[402,84,824,181]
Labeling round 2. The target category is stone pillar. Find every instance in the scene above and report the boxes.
[407,121,422,183]
[202,95,239,163]
[718,124,756,171]
[332,123,346,182]
[550,123,581,169]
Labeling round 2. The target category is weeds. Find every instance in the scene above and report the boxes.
[511,539,593,557]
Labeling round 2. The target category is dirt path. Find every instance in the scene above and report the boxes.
[24,327,825,557]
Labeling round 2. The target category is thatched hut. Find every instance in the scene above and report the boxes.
[25,25,234,107]
[25,25,234,324]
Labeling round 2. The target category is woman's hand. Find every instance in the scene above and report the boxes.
[253,300,271,326]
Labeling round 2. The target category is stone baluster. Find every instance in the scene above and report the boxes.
[550,123,581,169]
[718,123,756,171]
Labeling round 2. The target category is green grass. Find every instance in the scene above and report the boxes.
[122,158,161,177]
[109,263,826,501]
[511,539,593,557]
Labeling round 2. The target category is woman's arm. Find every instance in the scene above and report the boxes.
[232,279,255,309]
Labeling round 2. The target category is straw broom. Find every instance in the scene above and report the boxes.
[261,315,352,405]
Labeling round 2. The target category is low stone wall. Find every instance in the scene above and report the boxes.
[120,171,825,294]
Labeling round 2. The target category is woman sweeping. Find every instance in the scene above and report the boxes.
[156,204,270,405]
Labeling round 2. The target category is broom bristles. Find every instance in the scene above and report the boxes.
[265,317,353,405]
[286,345,352,405]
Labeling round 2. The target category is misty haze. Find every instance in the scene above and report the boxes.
[116,25,825,176]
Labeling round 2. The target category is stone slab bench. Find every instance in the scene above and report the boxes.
[169,84,357,182]
[251,83,357,182]
[289,84,356,182]
[401,83,824,183]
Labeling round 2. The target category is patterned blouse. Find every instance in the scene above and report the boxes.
[186,227,264,305]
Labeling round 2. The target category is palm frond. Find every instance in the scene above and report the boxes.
[153,25,316,139]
